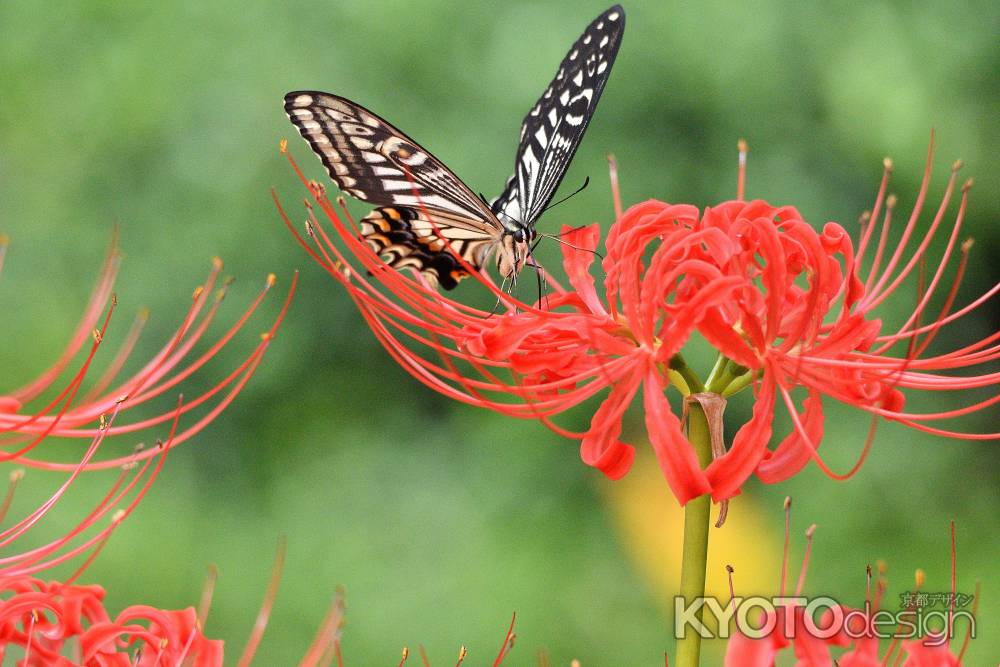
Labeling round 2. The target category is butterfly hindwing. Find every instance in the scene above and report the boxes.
[360,206,499,289]
[492,5,625,226]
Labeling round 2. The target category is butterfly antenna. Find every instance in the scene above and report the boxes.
[540,176,591,214]
[538,233,604,260]
[479,192,491,206]
[555,223,592,238]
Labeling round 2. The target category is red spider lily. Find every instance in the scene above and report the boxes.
[276,135,997,506]
[0,234,297,470]
[0,576,223,665]
[708,137,998,489]
[724,504,974,666]
[0,416,236,664]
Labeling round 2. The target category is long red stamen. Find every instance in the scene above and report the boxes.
[10,236,120,403]
[492,613,517,666]
[236,536,287,667]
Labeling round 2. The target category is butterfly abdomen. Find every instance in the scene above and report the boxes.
[361,206,471,290]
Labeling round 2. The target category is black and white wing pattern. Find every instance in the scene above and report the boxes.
[284,91,504,289]
[492,5,625,227]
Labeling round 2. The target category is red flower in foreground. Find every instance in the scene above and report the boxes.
[277,136,997,505]
[0,576,222,666]
[725,503,974,666]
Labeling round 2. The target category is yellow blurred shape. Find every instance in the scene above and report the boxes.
[602,444,780,609]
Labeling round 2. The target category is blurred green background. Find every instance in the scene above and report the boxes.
[1,0,998,663]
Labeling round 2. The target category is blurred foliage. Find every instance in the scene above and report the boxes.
[1,0,998,663]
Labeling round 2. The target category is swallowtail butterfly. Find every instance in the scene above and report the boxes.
[285,5,624,290]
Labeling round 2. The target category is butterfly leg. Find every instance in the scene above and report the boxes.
[524,245,549,310]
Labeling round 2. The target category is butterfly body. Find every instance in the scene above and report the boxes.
[285,5,624,289]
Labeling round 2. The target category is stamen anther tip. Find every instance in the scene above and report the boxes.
[783,496,792,510]
[737,138,748,153]
[961,237,974,252]
[915,569,926,586]
[962,177,973,192]
[266,273,277,287]
[279,138,288,153]
[951,159,963,172]
[886,194,897,208]
[111,509,127,524]
[9,469,24,482]
[212,257,224,270]
[883,157,893,171]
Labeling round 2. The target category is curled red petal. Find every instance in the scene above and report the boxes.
[643,368,711,505]
[756,391,824,484]
[579,370,641,479]
[560,223,606,315]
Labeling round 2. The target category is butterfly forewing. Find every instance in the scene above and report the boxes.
[284,91,504,288]
[492,5,625,226]
[285,92,492,219]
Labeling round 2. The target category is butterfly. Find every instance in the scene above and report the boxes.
[284,5,625,290]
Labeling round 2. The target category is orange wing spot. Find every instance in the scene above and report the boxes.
[385,208,402,221]
[366,233,390,248]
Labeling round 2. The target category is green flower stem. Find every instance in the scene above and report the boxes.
[675,400,714,667]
